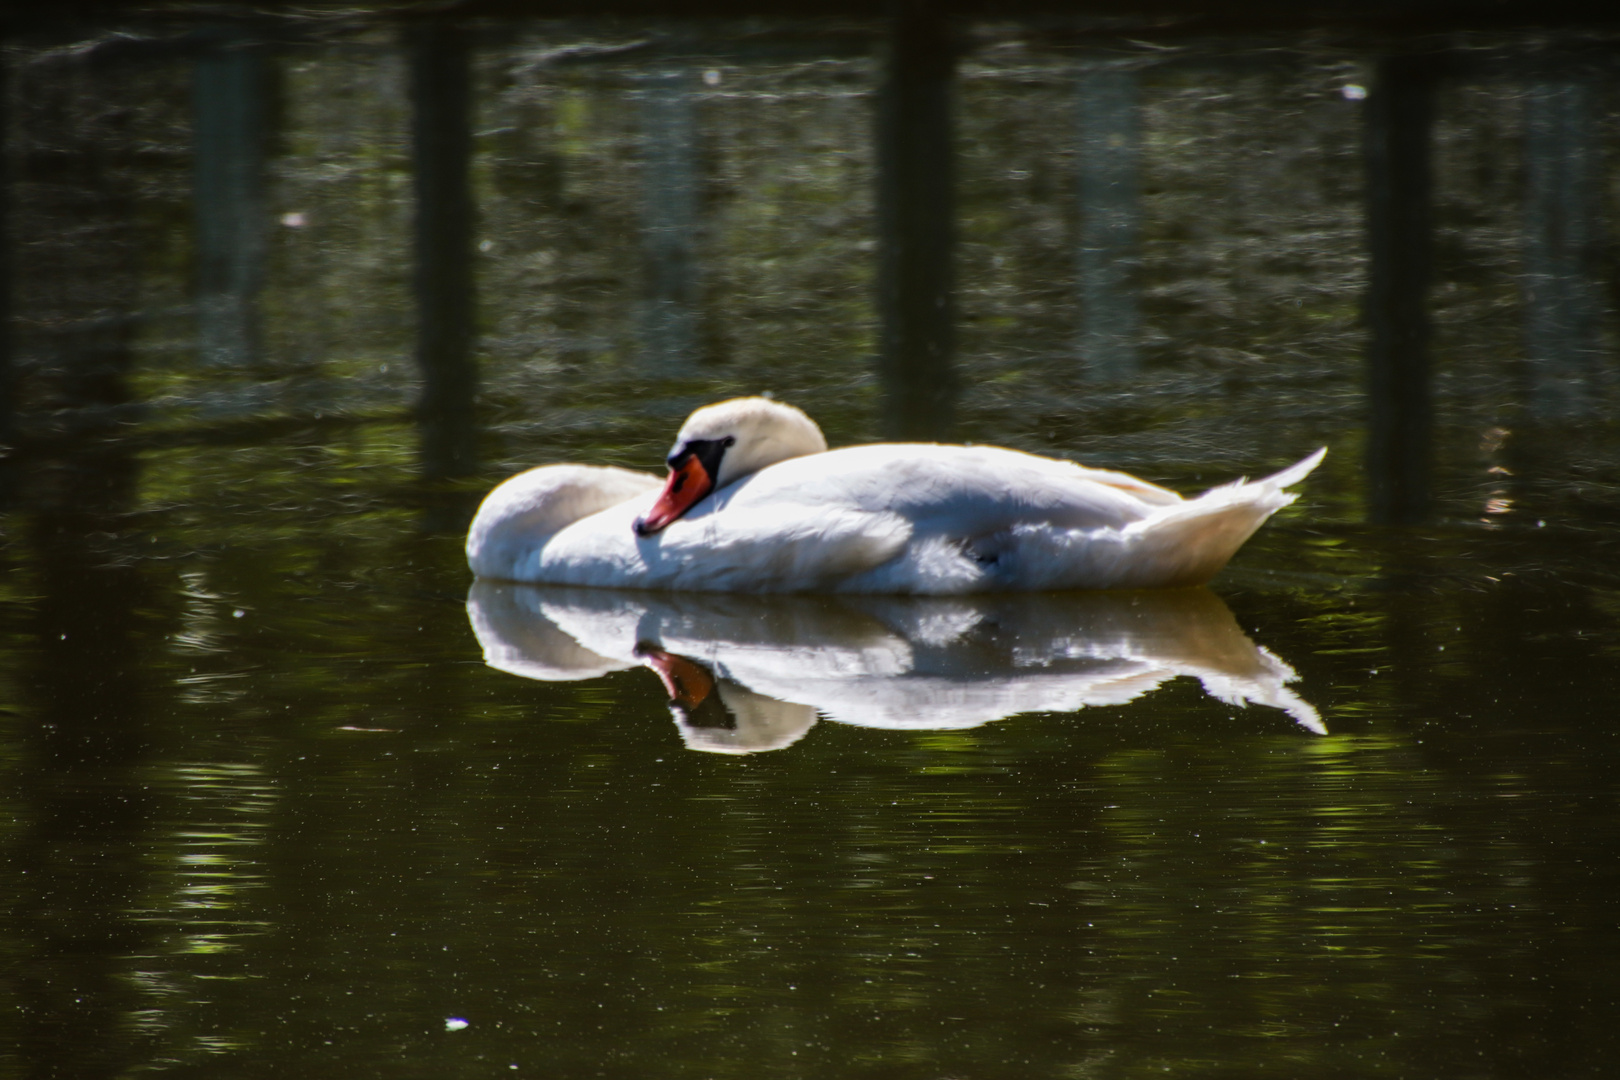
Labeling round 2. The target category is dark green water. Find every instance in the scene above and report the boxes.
[3,13,1620,1079]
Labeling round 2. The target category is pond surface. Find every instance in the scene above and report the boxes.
[3,10,1620,1079]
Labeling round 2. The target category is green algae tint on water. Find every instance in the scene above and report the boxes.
[3,11,1620,1079]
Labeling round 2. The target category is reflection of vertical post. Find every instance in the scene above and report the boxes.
[1075,63,1141,382]
[193,40,268,368]
[11,74,152,1064]
[0,48,12,456]
[1522,78,1603,420]
[14,37,152,1021]
[18,448,153,1077]
[1363,56,1434,525]
[409,22,478,480]
[639,70,700,368]
[876,0,956,441]
[11,75,152,1066]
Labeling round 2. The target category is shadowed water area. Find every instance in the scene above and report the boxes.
[2,7,1620,1078]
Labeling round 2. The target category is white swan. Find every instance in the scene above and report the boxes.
[466,397,1325,594]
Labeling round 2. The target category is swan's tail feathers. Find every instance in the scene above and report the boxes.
[1256,446,1328,491]
[1113,495,1291,587]
[1125,447,1326,587]
[1031,448,1327,590]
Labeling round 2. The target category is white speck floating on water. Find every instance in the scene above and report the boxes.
[445,1018,470,1032]
[1341,84,1367,100]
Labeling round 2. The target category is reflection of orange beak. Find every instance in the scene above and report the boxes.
[635,645,715,710]
[633,455,713,536]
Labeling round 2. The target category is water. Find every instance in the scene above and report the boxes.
[3,11,1620,1078]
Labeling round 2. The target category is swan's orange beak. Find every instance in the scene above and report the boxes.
[633,454,713,536]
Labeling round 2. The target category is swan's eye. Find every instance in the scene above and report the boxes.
[668,438,733,483]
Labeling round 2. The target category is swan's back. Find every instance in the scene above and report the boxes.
[717,444,1177,534]
[708,444,1322,593]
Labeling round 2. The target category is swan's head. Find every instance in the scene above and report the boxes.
[633,397,827,536]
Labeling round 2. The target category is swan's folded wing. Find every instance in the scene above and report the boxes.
[1058,462,1183,506]
[535,498,913,593]
[654,504,914,592]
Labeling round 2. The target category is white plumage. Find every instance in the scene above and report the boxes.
[466,584,1328,751]
[467,397,1325,594]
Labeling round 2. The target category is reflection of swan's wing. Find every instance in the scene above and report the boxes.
[835,590,1325,733]
[466,582,636,681]
[537,588,915,680]
[742,664,1177,729]
[846,598,987,647]
[538,598,648,665]
[1020,592,1325,733]
[675,682,818,754]
[871,589,1265,670]
[685,638,910,681]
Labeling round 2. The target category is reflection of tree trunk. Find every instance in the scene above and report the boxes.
[1076,64,1141,383]
[409,21,478,480]
[876,0,956,441]
[0,49,14,457]
[1363,56,1434,525]
[193,40,268,369]
[1522,78,1604,421]
[8,46,158,1072]
[639,70,700,368]
[17,449,154,1079]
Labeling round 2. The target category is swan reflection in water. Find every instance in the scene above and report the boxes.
[467,583,1326,754]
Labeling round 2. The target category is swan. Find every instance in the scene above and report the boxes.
[466,397,1325,594]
